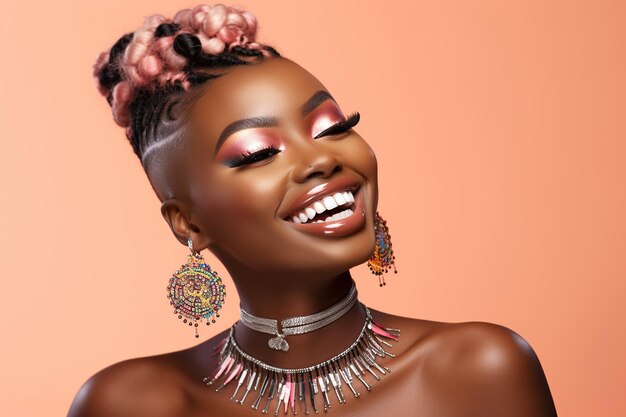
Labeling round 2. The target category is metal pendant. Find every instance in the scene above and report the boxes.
[268,334,289,351]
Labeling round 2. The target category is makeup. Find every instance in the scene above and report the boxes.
[314,112,360,139]
[281,176,359,217]
[308,100,347,139]
[285,188,365,237]
[216,129,284,167]
[216,98,360,168]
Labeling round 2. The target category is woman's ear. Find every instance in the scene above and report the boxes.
[160,198,211,250]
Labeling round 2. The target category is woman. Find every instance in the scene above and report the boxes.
[68,4,557,416]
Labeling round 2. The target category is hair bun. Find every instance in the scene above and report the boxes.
[93,3,271,129]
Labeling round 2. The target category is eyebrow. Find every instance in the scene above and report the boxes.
[215,90,336,152]
[300,90,335,117]
[215,116,279,151]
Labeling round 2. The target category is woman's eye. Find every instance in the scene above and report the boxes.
[224,147,281,168]
[314,112,360,139]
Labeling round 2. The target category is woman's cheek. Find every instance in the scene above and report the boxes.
[344,134,378,177]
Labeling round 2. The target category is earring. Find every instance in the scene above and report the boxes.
[367,212,397,286]
[166,237,226,338]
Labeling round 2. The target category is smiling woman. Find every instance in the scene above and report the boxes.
[67,3,557,416]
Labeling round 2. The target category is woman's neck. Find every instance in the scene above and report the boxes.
[229,270,367,369]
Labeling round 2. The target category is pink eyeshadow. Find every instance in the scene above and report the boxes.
[309,101,346,138]
[215,129,282,162]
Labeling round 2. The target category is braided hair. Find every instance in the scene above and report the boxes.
[92,4,280,163]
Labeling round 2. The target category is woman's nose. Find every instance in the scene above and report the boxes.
[290,142,343,183]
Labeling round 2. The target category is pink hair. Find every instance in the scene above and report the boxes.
[93,4,272,129]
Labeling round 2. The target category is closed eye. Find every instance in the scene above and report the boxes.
[313,112,360,139]
[223,147,281,168]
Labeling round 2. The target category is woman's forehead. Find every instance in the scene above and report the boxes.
[189,58,328,138]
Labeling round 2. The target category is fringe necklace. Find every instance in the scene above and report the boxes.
[203,303,400,414]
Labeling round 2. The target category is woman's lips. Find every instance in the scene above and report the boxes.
[280,176,360,220]
[284,188,366,237]
[288,189,356,224]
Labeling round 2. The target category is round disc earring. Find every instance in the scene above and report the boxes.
[166,237,226,338]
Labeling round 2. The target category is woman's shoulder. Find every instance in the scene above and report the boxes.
[370,307,539,366]
[67,328,230,417]
[67,355,185,417]
[372,308,556,415]
[418,318,541,378]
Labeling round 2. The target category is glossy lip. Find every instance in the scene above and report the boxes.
[279,175,361,221]
[283,188,366,237]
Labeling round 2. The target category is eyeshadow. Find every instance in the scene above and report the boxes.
[214,129,282,163]
[308,100,346,139]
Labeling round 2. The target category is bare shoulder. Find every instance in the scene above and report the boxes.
[373,311,545,375]
[421,321,558,416]
[367,310,556,415]
[422,321,544,377]
[66,355,188,417]
[67,329,229,417]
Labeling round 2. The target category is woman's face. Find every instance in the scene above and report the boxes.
[172,57,378,277]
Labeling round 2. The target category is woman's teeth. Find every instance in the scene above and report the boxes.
[290,191,355,224]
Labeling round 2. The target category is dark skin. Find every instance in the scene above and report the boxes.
[68,58,557,416]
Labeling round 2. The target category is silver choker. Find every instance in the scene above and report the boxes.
[240,283,358,352]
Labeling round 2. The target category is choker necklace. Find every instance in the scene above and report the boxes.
[203,303,400,414]
[240,283,358,352]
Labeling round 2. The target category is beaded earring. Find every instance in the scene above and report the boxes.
[166,237,226,338]
[367,212,398,286]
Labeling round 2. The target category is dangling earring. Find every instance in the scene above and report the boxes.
[166,236,226,338]
[367,212,398,286]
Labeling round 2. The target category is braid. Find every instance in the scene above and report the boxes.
[92,4,281,162]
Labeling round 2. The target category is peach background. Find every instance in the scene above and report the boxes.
[1,0,624,415]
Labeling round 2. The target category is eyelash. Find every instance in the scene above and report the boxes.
[224,147,281,168]
[225,111,361,168]
[314,111,360,139]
